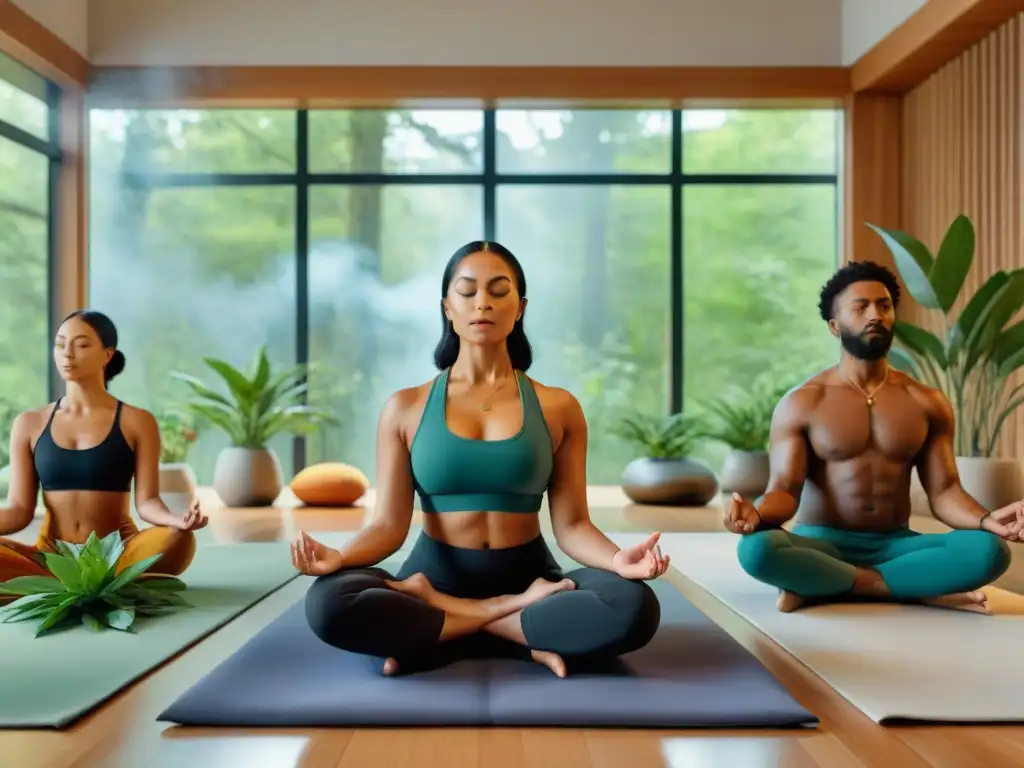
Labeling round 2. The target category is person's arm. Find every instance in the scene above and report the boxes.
[329,392,415,569]
[753,390,812,527]
[914,391,991,530]
[0,413,40,536]
[547,392,621,571]
[133,409,191,528]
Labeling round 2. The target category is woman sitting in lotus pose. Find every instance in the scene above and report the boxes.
[0,310,207,601]
[293,241,668,678]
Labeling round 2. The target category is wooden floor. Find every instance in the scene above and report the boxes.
[5,486,1024,768]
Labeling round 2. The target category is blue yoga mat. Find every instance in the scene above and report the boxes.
[159,579,817,728]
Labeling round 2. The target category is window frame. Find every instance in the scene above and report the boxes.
[0,54,63,402]
[104,107,841,471]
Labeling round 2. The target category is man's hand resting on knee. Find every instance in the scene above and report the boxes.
[724,493,761,535]
[981,500,1024,541]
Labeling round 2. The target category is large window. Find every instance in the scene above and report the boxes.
[0,52,60,487]
[88,107,839,485]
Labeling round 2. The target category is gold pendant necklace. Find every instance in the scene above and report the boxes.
[843,369,889,407]
[479,375,512,412]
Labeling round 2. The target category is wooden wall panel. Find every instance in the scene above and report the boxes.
[843,93,903,272]
[900,12,1023,459]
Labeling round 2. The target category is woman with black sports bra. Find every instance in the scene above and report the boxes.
[293,241,668,678]
[0,310,207,601]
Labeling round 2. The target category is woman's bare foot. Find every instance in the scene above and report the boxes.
[531,649,567,677]
[776,590,806,612]
[521,577,576,606]
[388,572,433,600]
[922,590,992,615]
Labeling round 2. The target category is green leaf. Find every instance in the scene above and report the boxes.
[97,531,126,569]
[965,270,1024,370]
[41,553,85,593]
[948,271,1010,362]
[992,320,1024,367]
[0,575,66,596]
[34,595,81,637]
[170,371,235,407]
[53,540,83,561]
[997,346,1024,380]
[929,214,975,312]
[105,607,136,631]
[865,223,940,310]
[135,576,187,592]
[186,403,244,444]
[82,613,103,631]
[893,321,947,368]
[204,357,256,406]
[252,346,272,391]
[0,591,65,621]
[101,554,163,596]
[77,549,112,592]
[887,347,920,377]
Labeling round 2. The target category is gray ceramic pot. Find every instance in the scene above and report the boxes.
[212,446,284,507]
[719,449,771,499]
[621,456,718,506]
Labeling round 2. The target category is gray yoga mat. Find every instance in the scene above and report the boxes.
[158,579,817,728]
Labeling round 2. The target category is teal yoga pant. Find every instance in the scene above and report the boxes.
[737,525,1012,599]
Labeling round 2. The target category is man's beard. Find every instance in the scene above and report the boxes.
[839,324,893,361]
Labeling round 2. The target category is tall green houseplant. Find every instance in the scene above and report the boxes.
[171,346,338,506]
[867,214,1024,457]
[172,346,336,449]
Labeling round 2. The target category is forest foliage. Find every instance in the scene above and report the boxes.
[2,70,840,486]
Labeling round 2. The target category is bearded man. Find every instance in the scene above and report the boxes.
[725,260,1022,614]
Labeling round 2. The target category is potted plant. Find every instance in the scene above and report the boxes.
[612,411,718,506]
[0,530,191,636]
[703,381,793,499]
[156,409,200,515]
[171,346,338,507]
[868,213,1024,510]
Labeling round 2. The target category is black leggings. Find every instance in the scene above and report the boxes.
[304,532,662,672]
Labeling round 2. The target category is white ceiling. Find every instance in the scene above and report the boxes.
[10,0,928,67]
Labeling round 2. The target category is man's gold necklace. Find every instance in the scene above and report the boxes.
[842,369,889,407]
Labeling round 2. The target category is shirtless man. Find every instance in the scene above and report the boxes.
[725,260,1023,614]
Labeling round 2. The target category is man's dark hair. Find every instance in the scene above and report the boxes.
[817,260,902,322]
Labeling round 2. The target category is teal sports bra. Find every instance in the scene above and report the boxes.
[409,369,554,513]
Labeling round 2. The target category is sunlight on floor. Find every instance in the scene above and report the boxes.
[149,735,311,768]
[661,736,797,767]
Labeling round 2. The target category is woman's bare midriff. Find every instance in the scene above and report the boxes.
[39,490,135,544]
[422,510,542,550]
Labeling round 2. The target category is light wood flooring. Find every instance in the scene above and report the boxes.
[4,486,1024,768]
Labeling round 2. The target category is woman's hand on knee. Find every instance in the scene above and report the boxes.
[175,498,209,531]
[611,532,670,580]
[291,530,344,576]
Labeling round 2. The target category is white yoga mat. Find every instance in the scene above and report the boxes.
[614,531,1024,724]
